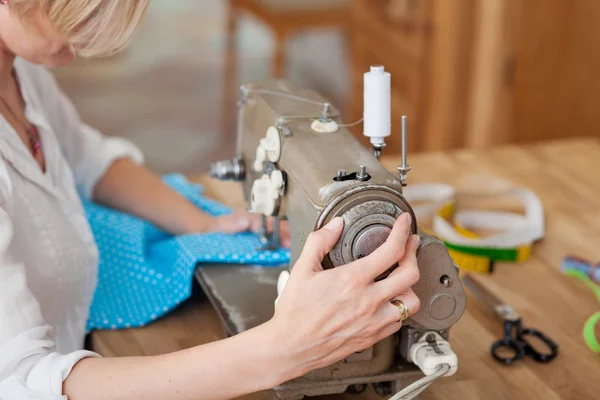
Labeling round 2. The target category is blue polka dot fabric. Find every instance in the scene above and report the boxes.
[82,174,290,332]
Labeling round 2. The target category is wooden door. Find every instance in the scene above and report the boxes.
[511,0,600,144]
[465,0,600,147]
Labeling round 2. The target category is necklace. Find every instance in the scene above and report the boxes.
[0,72,43,160]
[0,96,42,158]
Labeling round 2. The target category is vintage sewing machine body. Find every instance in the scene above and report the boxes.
[196,67,466,399]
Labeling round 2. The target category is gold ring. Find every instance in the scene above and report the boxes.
[391,300,410,322]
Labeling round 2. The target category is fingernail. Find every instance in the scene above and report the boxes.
[324,217,343,231]
[405,213,412,225]
[413,235,421,247]
[238,217,251,229]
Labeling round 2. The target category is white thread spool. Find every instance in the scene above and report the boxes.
[363,65,391,147]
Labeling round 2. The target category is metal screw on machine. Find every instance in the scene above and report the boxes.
[321,102,331,120]
[397,115,412,186]
[373,145,383,160]
[356,165,369,181]
[276,123,293,137]
[337,169,347,179]
[440,275,453,288]
[237,85,250,108]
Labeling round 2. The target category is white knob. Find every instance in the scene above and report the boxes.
[262,126,282,162]
[254,146,267,172]
[250,174,280,216]
[271,170,284,190]
[311,119,339,133]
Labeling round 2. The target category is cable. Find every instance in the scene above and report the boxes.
[389,332,458,400]
[277,115,334,123]
[242,87,326,107]
[338,117,364,127]
[242,87,363,128]
[388,364,451,400]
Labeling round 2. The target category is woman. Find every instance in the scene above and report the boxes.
[0,1,421,399]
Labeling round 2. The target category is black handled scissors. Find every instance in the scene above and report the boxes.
[463,274,559,365]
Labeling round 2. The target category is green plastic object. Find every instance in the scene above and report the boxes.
[564,269,600,353]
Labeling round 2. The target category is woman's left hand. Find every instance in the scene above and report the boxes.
[205,209,292,248]
[95,159,291,247]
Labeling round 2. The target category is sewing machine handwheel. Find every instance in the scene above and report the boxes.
[316,187,417,271]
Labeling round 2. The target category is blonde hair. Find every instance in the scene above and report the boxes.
[9,0,149,57]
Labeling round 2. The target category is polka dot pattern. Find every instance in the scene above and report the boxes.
[82,174,290,332]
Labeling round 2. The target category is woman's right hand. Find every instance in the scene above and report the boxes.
[269,212,421,381]
[61,212,420,400]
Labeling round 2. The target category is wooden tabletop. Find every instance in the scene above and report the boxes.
[91,137,600,399]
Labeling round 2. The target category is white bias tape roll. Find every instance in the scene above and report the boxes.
[402,184,456,221]
[403,184,545,250]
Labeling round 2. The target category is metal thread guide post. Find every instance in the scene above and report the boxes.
[320,103,331,121]
[397,115,411,186]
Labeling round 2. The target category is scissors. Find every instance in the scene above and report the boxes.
[463,274,559,365]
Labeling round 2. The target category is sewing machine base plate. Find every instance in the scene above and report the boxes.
[194,264,423,399]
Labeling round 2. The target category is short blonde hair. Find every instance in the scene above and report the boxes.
[9,0,149,57]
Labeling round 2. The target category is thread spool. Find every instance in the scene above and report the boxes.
[363,65,391,147]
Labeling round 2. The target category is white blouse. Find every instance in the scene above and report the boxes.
[0,59,144,398]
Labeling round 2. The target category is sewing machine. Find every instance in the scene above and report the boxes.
[196,66,466,399]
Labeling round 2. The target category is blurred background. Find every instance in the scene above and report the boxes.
[51,0,600,174]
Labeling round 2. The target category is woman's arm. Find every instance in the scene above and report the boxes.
[29,62,288,241]
[93,158,214,235]
[63,214,421,400]
[64,320,294,400]
[93,158,291,244]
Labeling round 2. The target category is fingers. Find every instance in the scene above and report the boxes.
[325,319,403,364]
[350,213,413,282]
[280,222,292,248]
[213,211,252,233]
[348,314,405,356]
[373,234,420,301]
[382,289,421,325]
[234,213,254,232]
[308,294,412,368]
[295,217,344,274]
[372,321,403,344]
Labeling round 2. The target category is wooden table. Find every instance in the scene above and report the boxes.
[91,138,600,399]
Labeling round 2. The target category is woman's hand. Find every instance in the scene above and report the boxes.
[205,209,292,248]
[269,213,420,380]
[63,212,419,400]
[94,159,292,246]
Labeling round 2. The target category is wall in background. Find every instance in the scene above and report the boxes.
[511,0,600,144]
[53,0,600,164]
[347,0,600,154]
[52,0,348,174]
